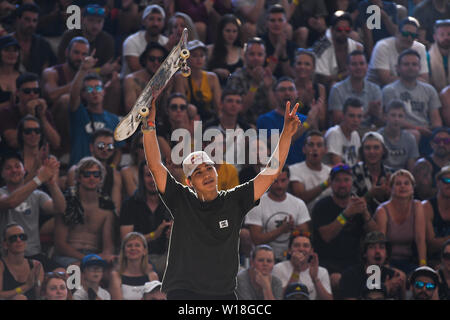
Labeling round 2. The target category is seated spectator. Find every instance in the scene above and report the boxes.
[73,254,111,300]
[378,100,420,171]
[324,97,362,167]
[367,17,429,86]
[174,40,221,122]
[12,3,56,76]
[54,157,115,268]
[289,130,332,213]
[143,280,166,300]
[409,266,439,300]
[428,19,450,93]
[272,233,333,300]
[312,163,377,291]
[0,153,65,271]
[119,162,172,279]
[437,239,450,300]
[123,42,168,113]
[66,128,122,212]
[374,169,426,274]
[413,0,450,46]
[339,231,406,300]
[207,14,243,87]
[313,11,363,88]
[382,49,442,149]
[283,282,310,300]
[236,245,283,300]
[328,50,383,129]
[225,37,277,124]
[294,49,327,130]
[109,232,159,300]
[0,72,60,152]
[0,223,44,300]
[0,35,20,109]
[352,132,394,215]
[423,166,450,265]
[245,166,310,262]
[120,132,146,197]
[40,272,71,300]
[120,4,167,78]
[166,12,199,52]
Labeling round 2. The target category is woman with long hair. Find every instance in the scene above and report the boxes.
[109,232,159,300]
[374,169,427,274]
[0,35,20,109]
[207,14,244,87]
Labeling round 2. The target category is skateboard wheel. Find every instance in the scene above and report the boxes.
[140,107,149,118]
[181,67,191,77]
[181,49,190,60]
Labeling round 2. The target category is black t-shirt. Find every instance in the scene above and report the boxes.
[159,173,258,296]
[312,196,365,272]
[339,263,396,299]
[119,194,172,255]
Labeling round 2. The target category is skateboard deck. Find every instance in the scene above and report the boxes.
[114,28,190,141]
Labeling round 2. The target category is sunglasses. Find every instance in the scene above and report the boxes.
[442,252,450,260]
[414,281,436,291]
[401,31,418,39]
[169,104,187,111]
[86,6,105,16]
[8,233,28,243]
[81,170,102,178]
[331,164,351,173]
[440,177,450,185]
[21,88,40,94]
[148,56,164,63]
[96,142,114,151]
[336,26,351,33]
[23,127,41,135]
[85,85,103,93]
[433,138,450,145]
[45,271,66,278]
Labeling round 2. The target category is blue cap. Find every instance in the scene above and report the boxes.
[0,35,19,50]
[81,254,107,270]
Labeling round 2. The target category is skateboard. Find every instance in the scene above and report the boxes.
[114,28,190,141]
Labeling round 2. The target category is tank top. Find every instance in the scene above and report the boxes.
[1,258,36,300]
[0,86,12,103]
[383,202,416,261]
[120,274,150,300]
[425,156,441,188]
[187,71,214,120]
[429,197,450,238]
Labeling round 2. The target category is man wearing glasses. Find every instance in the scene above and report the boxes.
[0,72,60,152]
[409,266,439,300]
[367,17,429,87]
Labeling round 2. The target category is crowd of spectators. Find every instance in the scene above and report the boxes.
[0,0,449,300]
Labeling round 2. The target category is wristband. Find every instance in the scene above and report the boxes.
[33,176,42,187]
[149,232,155,240]
[293,0,300,6]
[95,67,101,74]
[419,259,427,266]
[15,287,23,295]
[320,180,329,190]
[336,213,347,226]
[291,272,299,280]
[249,86,258,93]
[141,119,156,133]
[302,121,310,130]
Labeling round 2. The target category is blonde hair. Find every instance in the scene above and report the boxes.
[389,169,416,188]
[119,232,149,275]
[75,156,106,186]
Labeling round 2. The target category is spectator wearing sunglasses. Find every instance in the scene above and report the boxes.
[313,11,363,88]
[123,42,168,113]
[437,239,450,300]
[0,72,60,152]
[0,153,65,272]
[423,166,450,266]
[0,224,44,300]
[428,19,450,94]
[413,0,450,46]
[367,17,429,87]
[54,157,116,268]
[409,266,439,300]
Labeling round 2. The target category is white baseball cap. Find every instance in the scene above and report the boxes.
[144,280,162,293]
[182,151,215,178]
[142,4,165,22]
[362,131,385,145]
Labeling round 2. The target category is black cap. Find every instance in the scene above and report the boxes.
[0,35,19,50]
[283,283,310,300]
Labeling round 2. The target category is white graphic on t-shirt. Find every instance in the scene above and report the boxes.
[219,220,229,229]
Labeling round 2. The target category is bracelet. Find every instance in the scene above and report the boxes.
[149,232,155,240]
[267,55,278,64]
[293,0,300,6]
[336,213,347,226]
[291,272,299,280]
[302,121,310,130]
[320,180,329,190]
[419,259,427,266]
[249,86,258,93]
[15,286,23,295]
[33,176,42,187]
[141,119,156,133]
[95,67,101,74]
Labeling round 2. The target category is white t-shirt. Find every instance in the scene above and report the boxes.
[324,125,361,167]
[272,260,332,300]
[245,193,311,261]
[73,286,111,300]
[289,162,332,212]
[367,37,428,86]
[120,31,168,78]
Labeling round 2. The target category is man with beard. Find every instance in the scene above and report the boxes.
[428,19,450,93]
[120,4,167,78]
[257,77,318,165]
[245,166,310,262]
[339,231,406,300]
[119,161,172,279]
[313,11,363,88]
[289,130,332,213]
[123,42,168,113]
[409,266,440,300]
[11,3,56,76]
[311,163,377,292]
